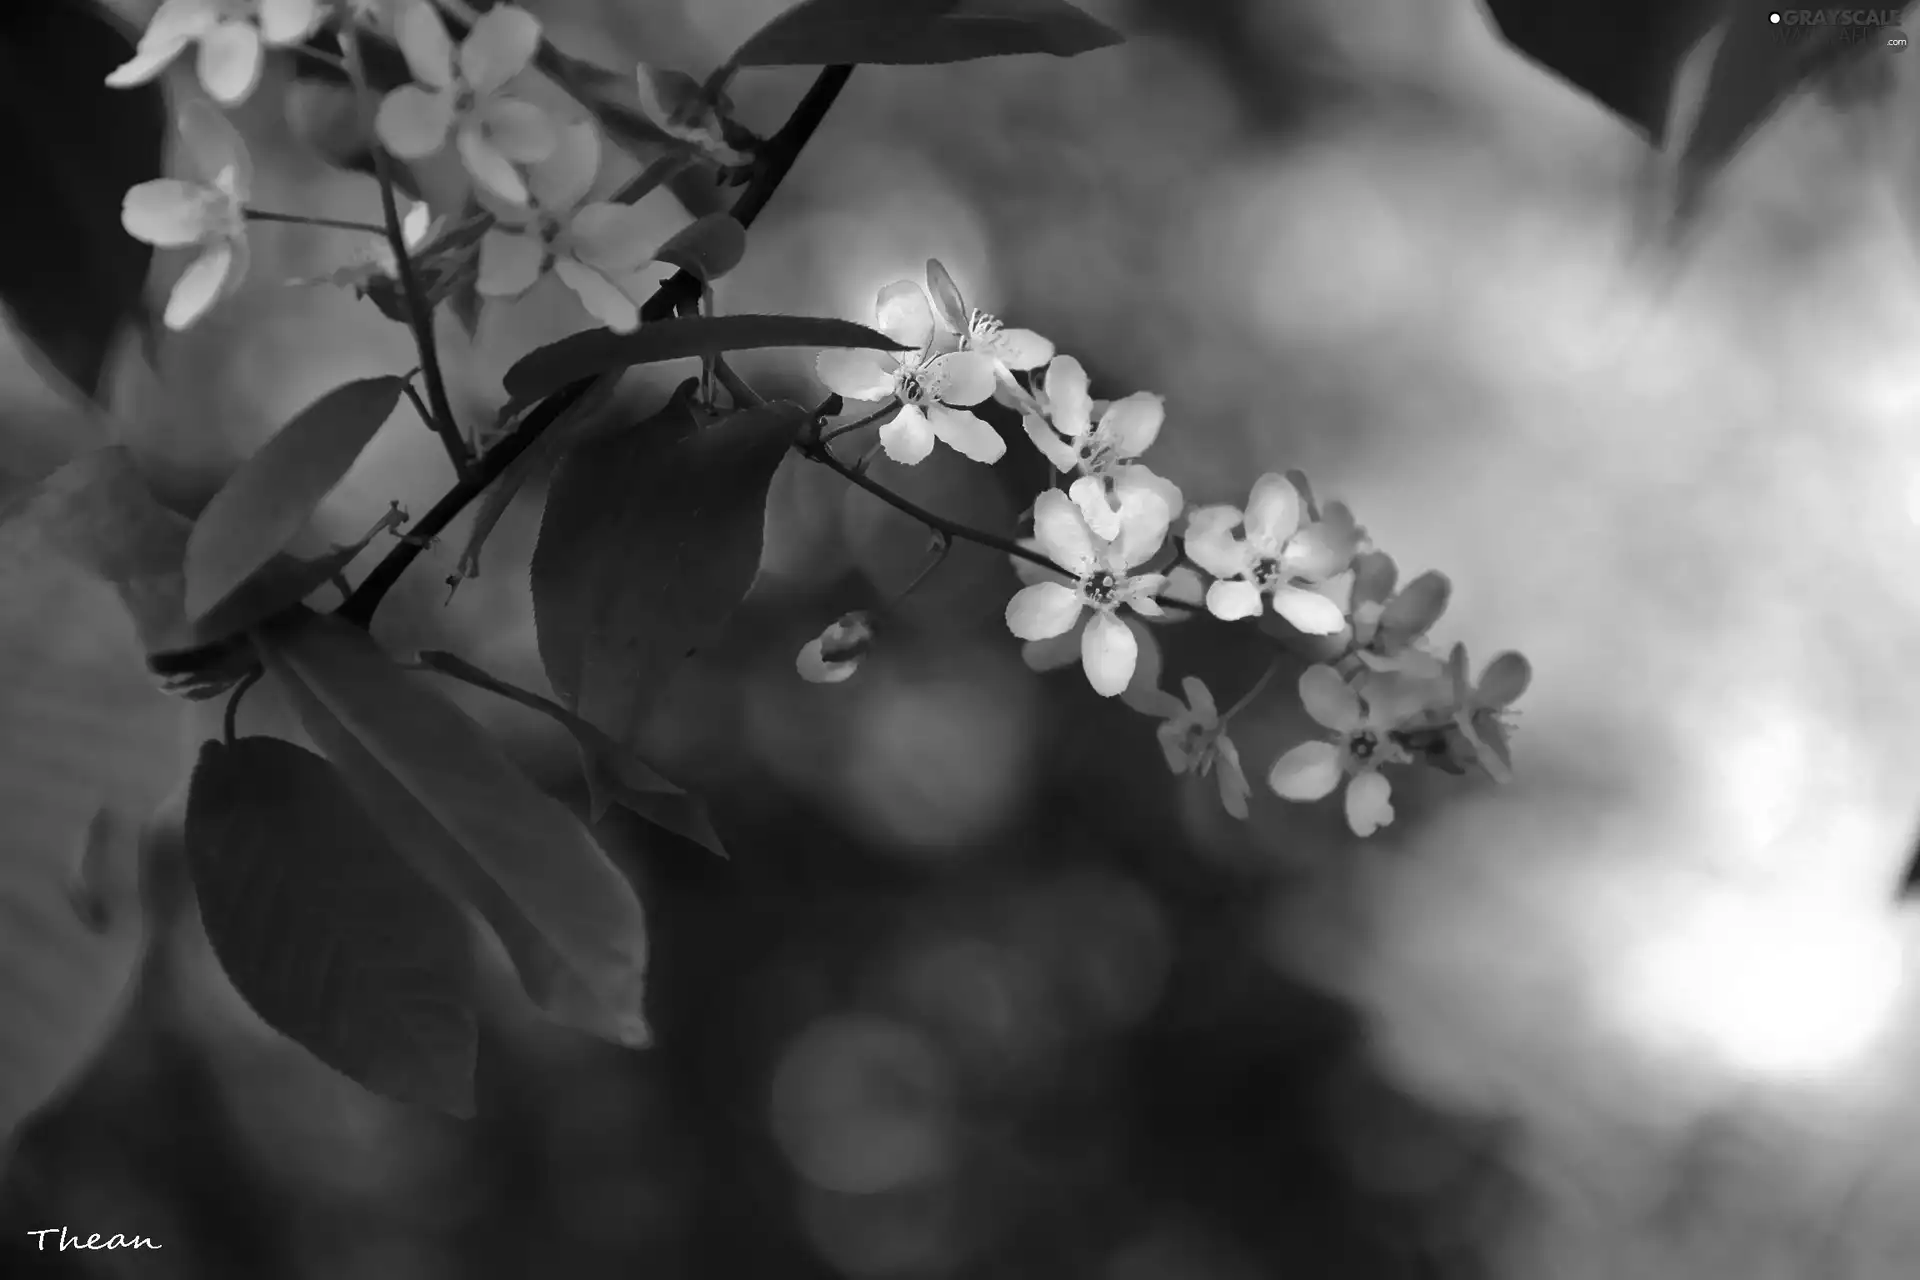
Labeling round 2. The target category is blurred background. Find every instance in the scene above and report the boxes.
[13,0,1920,1277]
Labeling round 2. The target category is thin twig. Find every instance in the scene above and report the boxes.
[245,209,387,234]
[340,26,470,480]
[1223,658,1280,721]
[335,65,859,629]
[223,667,263,744]
[820,402,897,445]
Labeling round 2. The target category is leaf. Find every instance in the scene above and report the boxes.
[732,0,1123,67]
[503,314,910,408]
[533,390,808,744]
[185,377,407,623]
[452,378,617,587]
[413,649,728,858]
[184,738,478,1116]
[654,214,749,283]
[189,502,409,645]
[925,257,969,333]
[0,3,166,400]
[257,613,652,1048]
[1664,6,1912,225]
[7,446,194,654]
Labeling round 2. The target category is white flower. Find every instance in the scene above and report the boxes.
[121,102,252,330]
[475,120,658,332]
[1437,643,1530,783]
[1022,355,1182,541]
[1266,664,1412,837]
[815,283,1002,466]
[797,611,875,684]
[924,258,1052,384]
[1008,541,1194,711]
[1352,559,1451,680]
[376,1,555,206]
[1153,676,1251,820]
[106,0,323,105]
[1003,490,1170,698]
[635,63,744,164]
[1184,473,1355,634]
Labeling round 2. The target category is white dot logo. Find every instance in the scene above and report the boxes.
[1769,11,1781,21]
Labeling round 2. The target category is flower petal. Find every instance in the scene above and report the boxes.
[1114,465,1183,523]
[554,258,639,332]
[878,403,935,465]
[1214,737,1251,819]
[1010,538,1069,588]
[1205,580,1263,622]
[1156,721,1193,774]
[396,0,457,89]
[1023,414,1079,472]
[1006,582,1082,641]
[1080,610,1137,697]
[1281,521,1356,581]
[457,124,530,205]
[476,227,544,296]
[1378,570,1451,649]
[1180,676,1219,725]
[1031,489,1097,576]
[459,3,543,95]
[817,349,898,402]
[568,202,655,272]
[1344,771,1394,837]
[259,0,321,45]
[924,350,995,407]
[1298,664,1362,731]
[1182,505,1246,579]
[122,180,218,246]
[1069,475,1121,542]
[926,405,1005,463]
[797,637,859,684]
[1160,564,1205,610]
[1267,741,1341,801]
[376,85,457,159]
[164,242,235,330]
[874,281,933,350]
[196,19,262,105]
[1476,652,1532,709]
[1242,472,1302,556]
[1108,493,1170,570]
[1042,355,1092,438]
[1272,586,1348,636]
[476,96,557,165]
[528,117,602,212]
[1352,551,1398,609]
[1097,392,1164,458]
[987,326,1053,371]
[105,22,195,88]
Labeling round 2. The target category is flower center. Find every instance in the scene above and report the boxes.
[1252,557,1284,588]
[1348,729,1378,761]
[1081,571,1121,607]
[898,371,929,405]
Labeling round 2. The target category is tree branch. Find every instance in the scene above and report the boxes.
[335,64,857,629]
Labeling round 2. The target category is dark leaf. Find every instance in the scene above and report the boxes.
[189,503,408,646]
[258,613,652,1047]
[503,314,909,408]
[0,3,165,400]
[925,258,969,333]
[184,377,407,623]
[185,737,478,1116]
[733,0,1122,66]
[412,649,728,858]
[533,389,808,744]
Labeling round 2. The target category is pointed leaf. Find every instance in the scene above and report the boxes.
[257,613,652,1047]
[503,314,910,408]
[533,392,808,743]
[185,376,408,623]
[191,503,409,645]
[654,214,748,283]
[184,738,478,1115]
[925,257,969,334]
[0,2,165,400]
[732,0,1123,66]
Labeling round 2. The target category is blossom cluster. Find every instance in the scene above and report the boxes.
[107,0,723,333]
[805,262,1530,838]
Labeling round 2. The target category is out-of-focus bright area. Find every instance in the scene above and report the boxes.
[13,0,1920,1276]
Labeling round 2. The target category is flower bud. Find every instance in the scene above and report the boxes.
[796,611,876,684]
